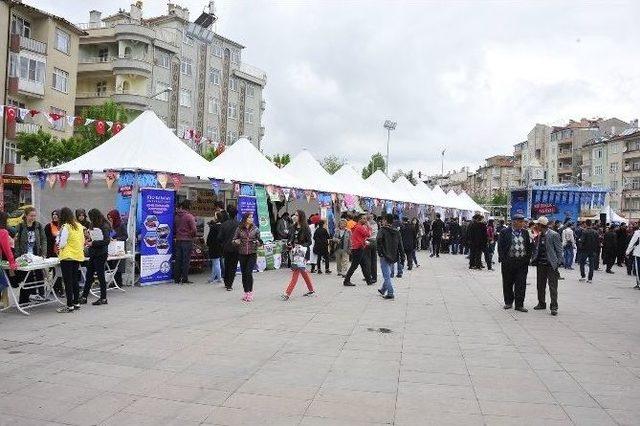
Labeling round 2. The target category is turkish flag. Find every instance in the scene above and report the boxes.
[29,109,40,117]
[112,121,123,135]
[5,106,16,123]
[95,120,106,135]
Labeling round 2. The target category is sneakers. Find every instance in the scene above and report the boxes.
[317,270,323,275]
[551,310,558,316]
[514,306,528,312]
[247,292,254,302]
[57,306,74,313]
[586,280,592,283]
[92,298,108,306]
[29,294,47,303]
[383,294,395,300]
[303,291,315,297]
[281,294,290,301]
[343,281,356,286]
[579,278,586,282]
[74,304,81,310]
[242,292,249,302]
[325,270,332,274]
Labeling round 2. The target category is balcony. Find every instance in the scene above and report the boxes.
[78,20,179,52]
[20,36,47,55]
[15,122,41,135]
[11,77,45,97]
[78,56,152,77]
[77,90,149,110]
[78,56,113,73]
[558,166,573,175]
[558,150,572,159]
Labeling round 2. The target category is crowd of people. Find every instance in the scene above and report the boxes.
[0,206,129,313]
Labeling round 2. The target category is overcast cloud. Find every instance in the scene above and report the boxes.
[34,0,640,176]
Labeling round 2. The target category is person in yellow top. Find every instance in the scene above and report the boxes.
[56,207,86,313]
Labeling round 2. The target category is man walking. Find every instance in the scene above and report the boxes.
[561,222,576,269]
[531,216,563,316]
[343,214,372,286]
[366,214,379,283]
[578,220,598,283]
[485,219,496,270]
[449,218,462,255]
[218,205,240,290]
[333,219,351,277]
[400,218,418,270]
[616,223,629,266]
[498,214,532,312]
[467,214,487,269]
[377,214,405,300]
[174,200,197,284]
[431,213,445,257]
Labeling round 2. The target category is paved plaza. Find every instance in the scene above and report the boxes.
[1,252,640,425]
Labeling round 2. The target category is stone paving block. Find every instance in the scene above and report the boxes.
[478,400,569,421]
[55,392,137,426]
[562,405,618,425]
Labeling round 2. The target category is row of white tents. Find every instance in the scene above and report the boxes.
[33,110,487,214]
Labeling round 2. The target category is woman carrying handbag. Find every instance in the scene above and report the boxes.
[282,210,315,300]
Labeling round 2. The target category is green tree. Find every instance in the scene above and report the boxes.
[490,191,508,206]
[361,152,386,179]
[76,100,131,145]
[202,147,219,162]
[391,169,405,182]
[267,153,291,168]
[320,154,346,174]
[472,194,488,205]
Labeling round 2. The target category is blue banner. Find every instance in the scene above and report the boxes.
[139,188,175,285]
[237,195,259,227]
[116,172,135,218]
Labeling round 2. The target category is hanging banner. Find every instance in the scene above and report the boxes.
[157,173,168,189]
[105,171,117,189]
[47,173,57,188]
[80,170,92,187]
[37,172,46,190]
[137,172,158,188]
[282,187,291,201]
[116,172,135,218]
[58,172,70,189]
[169,174,183,189]
[255,185,273,243]
[210,178,222,195]
[237,195,259,227]
[139,188,175,285]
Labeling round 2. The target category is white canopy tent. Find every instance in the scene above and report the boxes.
[210,138,299,188]
[333,164,378,199]
[414,180,435,206]
[458,191,489,213]
[364,170,404,202]
[445,189,471,211]
[393,175,425,204]
[281,149,342,194]
[33,110,217,179]
[430,185,453,209]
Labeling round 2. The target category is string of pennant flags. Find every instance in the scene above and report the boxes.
[1,105,125,135]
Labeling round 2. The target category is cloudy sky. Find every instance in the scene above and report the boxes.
[35,0,640,176]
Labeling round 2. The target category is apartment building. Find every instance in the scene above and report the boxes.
[613,128,640,220]
[512,140,526,186]
[424,167,471,192]
[1,0,83,210]
[469,155,517,200]
[548,118,628,185]
[76,2,267,151]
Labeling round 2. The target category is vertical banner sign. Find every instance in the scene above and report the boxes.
[255,185,273,243]
[237,195,258,227]
[116,172,135,218]
[139,188,175,285]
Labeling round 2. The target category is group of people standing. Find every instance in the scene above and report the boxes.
[0,206,128,313]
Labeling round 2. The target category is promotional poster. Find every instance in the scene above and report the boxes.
[139,188,175,285]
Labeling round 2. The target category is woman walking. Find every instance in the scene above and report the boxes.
[283,210,315,300]
[14,206,47,303]
[411,217,421,267]
[313,219,331,274]
[79,209,111,306]
[107,209,128,287]
[207,210,227,284]
[56,207,86,313]
[232,212,262,301]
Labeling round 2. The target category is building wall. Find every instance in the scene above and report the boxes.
[0,0,9,146]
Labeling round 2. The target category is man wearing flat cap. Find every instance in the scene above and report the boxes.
[498,213,532,312]
[531,216,564,316]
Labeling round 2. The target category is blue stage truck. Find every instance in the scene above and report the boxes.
[510,185,608,222]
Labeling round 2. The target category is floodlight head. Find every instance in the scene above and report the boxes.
[384,120,397,130]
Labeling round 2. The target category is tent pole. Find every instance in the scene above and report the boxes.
[127,172,140,286]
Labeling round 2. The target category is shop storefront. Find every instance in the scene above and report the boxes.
[0,174,32,212]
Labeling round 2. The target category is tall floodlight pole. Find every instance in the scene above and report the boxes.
[441,148,446,175]
[383,120,397,176]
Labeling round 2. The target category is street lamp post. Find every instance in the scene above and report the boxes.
[383,120,397,176]
[147,87,173,108]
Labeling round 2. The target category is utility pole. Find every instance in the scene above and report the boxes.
[441,148,446,175]
[383,120,397,176]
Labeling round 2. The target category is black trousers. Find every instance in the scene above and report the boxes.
[223,251,239,288]
[316,253,329,272]
[174,240,193,282]
[344,248,371,283]
[82,253,108,300]
[238,253,256,292]
[536,264,558,310]
[469,247,483,268]
[579,251,596,280]
[405,249,415,269]
[432,237,442,256]
[484,243,495,269]
[501,259,528,308]
[60,260,80,307]
[14,270,44,304]
[367,243,377,281]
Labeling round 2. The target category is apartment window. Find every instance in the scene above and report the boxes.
[247,84,255,98]
[245,108,254,124]
[7,99,26,109]
[535,149,541,159]
[593,148,603,159]
[19,56,45,83]
[209,68,220,85]
[156,49,171,68]
[206,126,218,141]
[227,102,237,119]
[98,48,109,62]
[4,141,20,165]
[180,89,192,107]
[632,177,640,190]
[610,143,620,154]
[181,57,192,76]
[155,82,171,101]
[593,165,603,176]
[8,53,18,77]
[10,15,31,38]
[177,123,187,139]
[208,97,219,114]
[50,107,66,131]
[610,162,619,173]
[629,141,640,152]
[52,68,69,93]
[229,77,238,91]
[96,81,107,96]
[230,49,241,64]
[55,29,70,54]
[182,30,194,46]
[226,130,237,144]
[611,181,619,191]
[633,160,640,171]
[212,41,223,58]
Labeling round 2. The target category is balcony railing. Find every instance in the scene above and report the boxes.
[77,20,178,46]
[19,35,47,55]
[18,78,45,96]
[15,122,41,135]
[77,89,147,98]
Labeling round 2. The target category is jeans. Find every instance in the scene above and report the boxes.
[563,246,574,268]
[411,249,418,266]
[579,251,596,280]
[379,257,394,296]
[451,240,459,255]
[60,260,80,307]
[285,268,314,296]
[174,240,193,282]
[82,253,108,300]
[536,265,559,310]
[391,257,404,277]
[635,257,640,286]
[210,257,222,282]
[484,243,495,269]
[238,253,257,292]
[344,248,371,284]
[223,251,239,288]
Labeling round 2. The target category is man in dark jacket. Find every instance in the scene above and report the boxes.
[578,220,598,283]
[449,218,462,255]
[400,218,417,270]
[174,200,197,284]
[602,225,618,274]
[616,223,629,266]
[531,216,564,316]
[498,214,532,312]
[430,213,445,257]
[217,205,240,290]
[466,214,487,269]
[377,214,405,300]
